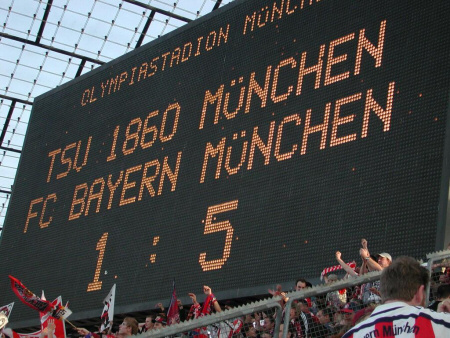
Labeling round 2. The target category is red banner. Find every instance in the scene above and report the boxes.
[9,276,52,313]
[167,280,180,325]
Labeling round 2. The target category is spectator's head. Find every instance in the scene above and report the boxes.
[297,299,309,313]
[153,315,167,329]
[263,316,275,332]
[289,303,298,319]
[339,308,354,325]
[377,253,392,268]
[436,284,450,301]
[317,307,333,324]
[295,278,311,291]
[119,317,138,336]
[244,314,254,323]
[380,256,429,305]
[144,315,154,330]
[327,274,338,283]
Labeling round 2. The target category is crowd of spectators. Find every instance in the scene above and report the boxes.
[7,239,450,338]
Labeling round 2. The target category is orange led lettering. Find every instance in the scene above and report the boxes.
[81,89,90,106]
[296,44,325,96]
[24,197,44,233]
[85,178,106,216]
[39,193,57,229]
[271,0,284,22]
[330,93,362,147]
[148,56,159,77]
[108,75,119,95]
[181,42,192,62]
[118,71,127,90]
[159,103,180,143]
[274,114,301,161]
[138,160,160,200]
[122,118,142,156]
[157,151,182,195]
[138,63,148,82]
[73,136,92,172]
[223,78,245,121]
[199,85,224,129]
[355,20,386,75]
[247,121,276,170]
[69,183,88,221]
[224,131,248,175]
[271,57,297,103]
[257,6,270,28]
[200,137,226,183]
[119,165,142,206]
[161,51,171,70]
[243,12,256,35]
[245,65,272,113]
[194,36,204,56]
[47,148,61,183]
[107,125,120,162]
[100,80,109,97]
[362,81,395,138]
[324,33,355,86]
[170,47,181,67]
[205,31,217,51]
[56,142,76,180]
[301,103,331,155]
[129,66,137,85]
[199,200,239,271]
[217,24,230,46]
[107,171,124,210]
[87,232,108,292]
[140,110,158,149]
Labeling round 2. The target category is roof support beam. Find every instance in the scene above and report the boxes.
[135,10,155,49]
[0,33,105,65]
[0,94,33,106]
[213,0,223,11]
[36,0,54,44]
[75,58,87,78]
[0,100,15,148]
[0,146,21,154]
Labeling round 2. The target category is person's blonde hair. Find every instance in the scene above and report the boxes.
[123,317,139,335]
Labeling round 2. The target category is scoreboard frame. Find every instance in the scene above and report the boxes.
[1,0,450,327]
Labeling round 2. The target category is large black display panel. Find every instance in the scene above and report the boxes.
[1,0,449,326]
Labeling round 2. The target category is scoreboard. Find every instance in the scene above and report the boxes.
[1,0,450,326]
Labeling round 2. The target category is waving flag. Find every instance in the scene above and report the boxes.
[9,276,51,313]
[0,302,14,319]
[167,280,180,325]
[39,295,69,338]
[100,284,116,332]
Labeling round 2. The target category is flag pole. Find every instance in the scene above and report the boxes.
[64,318,77,329]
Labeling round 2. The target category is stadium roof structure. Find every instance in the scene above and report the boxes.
[0,0,234,236]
